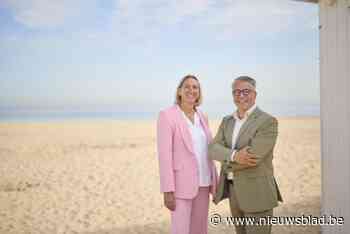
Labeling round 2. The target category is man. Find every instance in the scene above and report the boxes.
[208,76,282,234]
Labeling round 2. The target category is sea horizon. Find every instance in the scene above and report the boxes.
[0,108,320,123]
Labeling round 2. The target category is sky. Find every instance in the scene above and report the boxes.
[0,0,320,120]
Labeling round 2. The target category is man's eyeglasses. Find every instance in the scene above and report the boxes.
[232,89,254,96]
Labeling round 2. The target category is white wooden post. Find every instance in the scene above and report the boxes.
[319,0,350,233]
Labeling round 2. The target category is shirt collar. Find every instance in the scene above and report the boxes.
[233,103,257,121]
[181,109,198,125]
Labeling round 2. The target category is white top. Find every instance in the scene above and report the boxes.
[182,111,211,186]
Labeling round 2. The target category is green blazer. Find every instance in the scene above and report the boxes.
[208,107,283,213]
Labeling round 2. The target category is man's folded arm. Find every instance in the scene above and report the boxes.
[208,119,250,171]
[248,117,278,165]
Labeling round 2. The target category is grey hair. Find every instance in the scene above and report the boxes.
[233,76,256,88]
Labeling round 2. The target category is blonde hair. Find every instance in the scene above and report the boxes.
[175,74,202,107]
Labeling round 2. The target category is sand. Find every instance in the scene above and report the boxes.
[0,118,321,234]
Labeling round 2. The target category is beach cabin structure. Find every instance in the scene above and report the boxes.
[296,0,350,233]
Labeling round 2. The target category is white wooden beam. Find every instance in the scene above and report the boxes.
[293,0,318,3]
[293,0,339,5]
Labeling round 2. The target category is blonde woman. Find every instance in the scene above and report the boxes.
[157,75,218,234]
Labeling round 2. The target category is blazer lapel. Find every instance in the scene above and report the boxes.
[226,117,235,149]
[175,105,195,154]
[197,111,212,144]
[235,108,261,147]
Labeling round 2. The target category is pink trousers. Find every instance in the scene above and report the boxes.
[171,187,210,234]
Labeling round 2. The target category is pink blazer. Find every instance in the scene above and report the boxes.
[157,105,218,199]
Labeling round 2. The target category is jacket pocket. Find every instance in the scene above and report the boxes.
[173,161,184,171]
[234,167,266,178]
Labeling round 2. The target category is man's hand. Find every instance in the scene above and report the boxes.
[234,146,257,167]
[164,192,176,211]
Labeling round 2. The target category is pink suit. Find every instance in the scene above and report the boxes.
[157,105,218,234]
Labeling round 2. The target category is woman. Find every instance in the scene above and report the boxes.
[157,74,218,234]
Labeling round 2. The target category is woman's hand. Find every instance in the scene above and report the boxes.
[164,192,176,211]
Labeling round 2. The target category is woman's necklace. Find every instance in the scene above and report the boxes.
[180,104,195,124]
[184,110,195,124]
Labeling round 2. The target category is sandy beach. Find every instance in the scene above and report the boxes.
[0,118,320,234]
